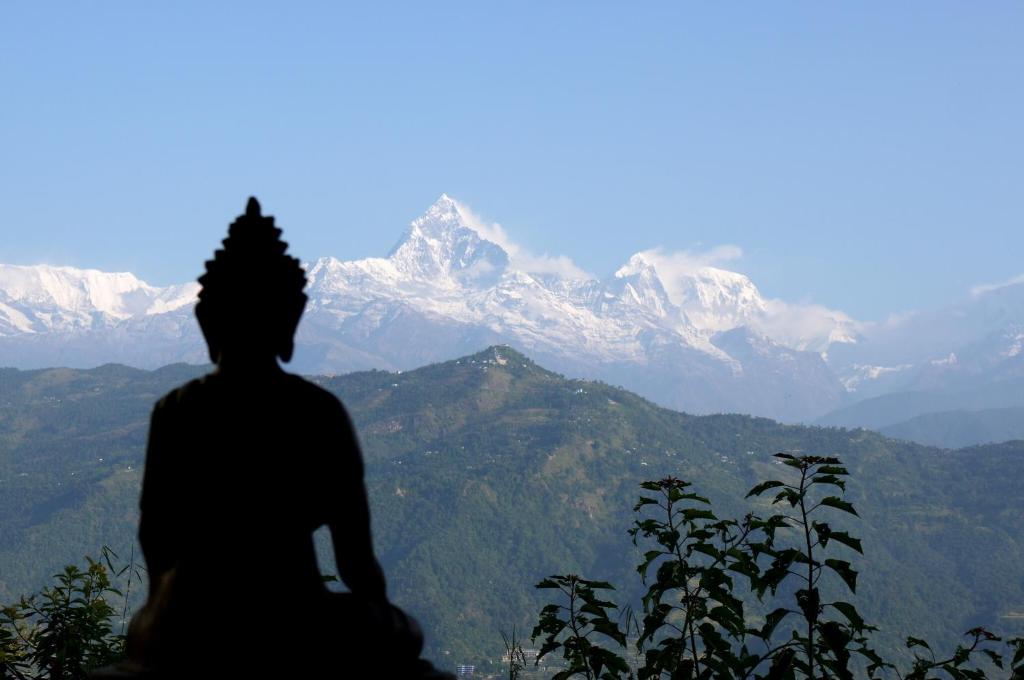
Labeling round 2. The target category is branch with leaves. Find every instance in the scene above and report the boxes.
[629,477,761,680]
[0,549,135,680]
[745,454,886,680]
[901,628,1024,680]
[531,574,631,680]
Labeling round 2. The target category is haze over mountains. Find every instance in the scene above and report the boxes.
[2,195,1023,429]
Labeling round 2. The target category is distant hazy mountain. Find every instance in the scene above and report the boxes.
[3,195,1024,423]
[828,284,1024,400]
[0,264,206,368]
[816,373,1024,424]
[816,304,1024,445]
[877,406,1024,448]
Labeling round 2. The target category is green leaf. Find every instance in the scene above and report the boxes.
[906,636,932,651]
[831,601,865,631]
[591,619,627,647]
[682,508,717,522]
[766,648,796,679]
[811,474,846,491]
[691,543,721,559]
[820,496,859,517]
[582,579,617,591]
[827,531,864,554]
[1011,637,1024,666]
[774,489,802,507]
[981,649,1004,669]
[757,607,792,639]
[796,588,821,621]
[824,559,858,593]
[633,497,659,510]
[747,480,787,497]
[579,602,608,617]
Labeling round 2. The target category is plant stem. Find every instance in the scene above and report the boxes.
[566,578,594,680]
[121,543,134,637]
[667,492,703,677]
[800,466,816,680]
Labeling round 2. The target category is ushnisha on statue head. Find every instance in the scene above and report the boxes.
[195,197,308,365]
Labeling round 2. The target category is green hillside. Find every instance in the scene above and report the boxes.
[1,348,1023,668]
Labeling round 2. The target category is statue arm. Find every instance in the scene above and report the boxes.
[138,402,178,598]
[328,406,388,601]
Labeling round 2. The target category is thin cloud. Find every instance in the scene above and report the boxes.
[451,198,594,280]
[447,202,860,351]
[638,245,744,275]
[633,245,744,306]
[971,273,1024,296]
[752,299,861,352]
[638,245,859,350]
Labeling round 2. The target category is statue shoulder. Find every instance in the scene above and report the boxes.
[151,373,219,415]
[283,374,350,416]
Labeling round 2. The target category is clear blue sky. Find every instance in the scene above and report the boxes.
[1,2,1021,320]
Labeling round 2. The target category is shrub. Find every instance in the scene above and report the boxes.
[531,454,1024,680]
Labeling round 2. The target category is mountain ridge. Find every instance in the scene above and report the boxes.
[3,195,1024,424]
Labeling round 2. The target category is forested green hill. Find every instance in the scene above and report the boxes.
[1,348,1022,667]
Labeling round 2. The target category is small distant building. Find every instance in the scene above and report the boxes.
[456,664,475,677]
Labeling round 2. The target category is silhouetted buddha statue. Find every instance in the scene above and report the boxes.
[110,199,451,679]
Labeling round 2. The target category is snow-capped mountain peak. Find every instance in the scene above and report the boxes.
[613,252,659,279]
[386,195,510,286]
[408,193,463,235]
[0,263,197,335]
[606,253,674,318]
[674,267,766,331]
[0,194,866,421]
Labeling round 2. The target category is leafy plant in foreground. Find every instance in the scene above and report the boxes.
[531,574,631,679]
[1,602,33,679]
[531,452,1024,679]
[629,477,761,679]
[0,550,130,680]
[744,454,884,679]
[902,628,1024,680]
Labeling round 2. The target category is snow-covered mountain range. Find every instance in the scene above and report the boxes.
[2,195,1022,424]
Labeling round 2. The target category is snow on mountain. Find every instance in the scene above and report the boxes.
[0,194,860,420]
[0,264,198,335]
[386,194,510,287]
[673,266,766,331]
[33,193,1015,429]
[289,195,848,420]
[299,196,742,369]
[824,279,1024,399]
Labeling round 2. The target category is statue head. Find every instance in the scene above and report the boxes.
[195,198,308,365]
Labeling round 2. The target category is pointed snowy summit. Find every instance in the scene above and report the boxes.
[603,253,674,318]
[386,194,509,286]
